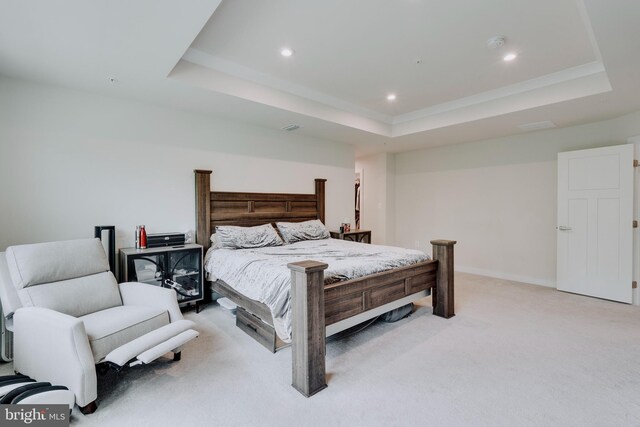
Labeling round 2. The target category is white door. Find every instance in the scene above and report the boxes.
[557,144,634,303]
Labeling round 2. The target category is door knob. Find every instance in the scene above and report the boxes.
[558,226,572,231]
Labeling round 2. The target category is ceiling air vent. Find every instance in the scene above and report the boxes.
[517,120,556,132]
[281,124,301,132]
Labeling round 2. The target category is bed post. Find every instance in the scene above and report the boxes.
[315,178,326,224]
[287,260,329,397]
[430,240,456,319]
[194,170,212,251]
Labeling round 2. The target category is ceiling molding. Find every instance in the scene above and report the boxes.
[391,68,611,138]
[183,48,393,124]
[170,59,392,136]
[176,50,612,139]
[392,62,607,125]
[576,0,603,62]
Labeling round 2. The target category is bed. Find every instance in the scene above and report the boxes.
[194,170,456,397]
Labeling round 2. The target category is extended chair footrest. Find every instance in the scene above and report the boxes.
[136,330,199,364]
[103,320,199,367]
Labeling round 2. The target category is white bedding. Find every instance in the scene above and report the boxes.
[204,238,429,342]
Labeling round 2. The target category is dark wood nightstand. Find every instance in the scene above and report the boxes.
[330,229,371,244]
[119,244,204,311]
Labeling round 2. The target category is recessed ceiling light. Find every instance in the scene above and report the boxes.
[386,94,397,101]
[503,53,517,62]
[280,48,293,57]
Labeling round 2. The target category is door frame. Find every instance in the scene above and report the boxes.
[629,136,640,305]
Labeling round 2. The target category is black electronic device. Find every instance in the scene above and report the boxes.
[147,232,186,248]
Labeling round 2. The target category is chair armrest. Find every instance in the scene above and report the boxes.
[13,307,96,407]
[0,254,22,329]
[119,282,184,322]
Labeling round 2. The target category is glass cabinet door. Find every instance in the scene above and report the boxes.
[129,254,165,287]
[166,249,202,302]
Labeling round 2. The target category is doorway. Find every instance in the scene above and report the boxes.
[556,144,633,303]
[355,170,362,229]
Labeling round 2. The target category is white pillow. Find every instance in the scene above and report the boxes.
[215,224,283,249]
[209,233,221,249]
[276,220,330,244]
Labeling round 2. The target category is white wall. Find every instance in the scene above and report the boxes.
[395,111,640,287]
[355,153,395,245]
[0,77,355,251]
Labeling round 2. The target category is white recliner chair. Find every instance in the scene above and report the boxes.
[0,238,199,414]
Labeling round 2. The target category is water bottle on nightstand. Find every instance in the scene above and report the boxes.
[139,225,147,249]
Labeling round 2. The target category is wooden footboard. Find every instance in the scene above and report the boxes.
[324,259,437,325]
[287,239,456,397]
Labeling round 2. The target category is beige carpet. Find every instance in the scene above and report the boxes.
[2,273,640,426]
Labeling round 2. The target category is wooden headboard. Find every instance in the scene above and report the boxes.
[194,170,327,251]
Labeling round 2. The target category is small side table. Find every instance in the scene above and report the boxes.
[119,244,204,312]
[330,229,371,244]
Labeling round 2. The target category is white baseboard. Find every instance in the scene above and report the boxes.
[455,266,640,306]
[455,265,556,288]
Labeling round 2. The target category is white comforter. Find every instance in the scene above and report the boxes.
[204,238,428,342]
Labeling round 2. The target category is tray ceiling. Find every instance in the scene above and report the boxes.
[0,0,638,154]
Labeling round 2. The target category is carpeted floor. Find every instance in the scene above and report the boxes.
[2,272,640,426]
